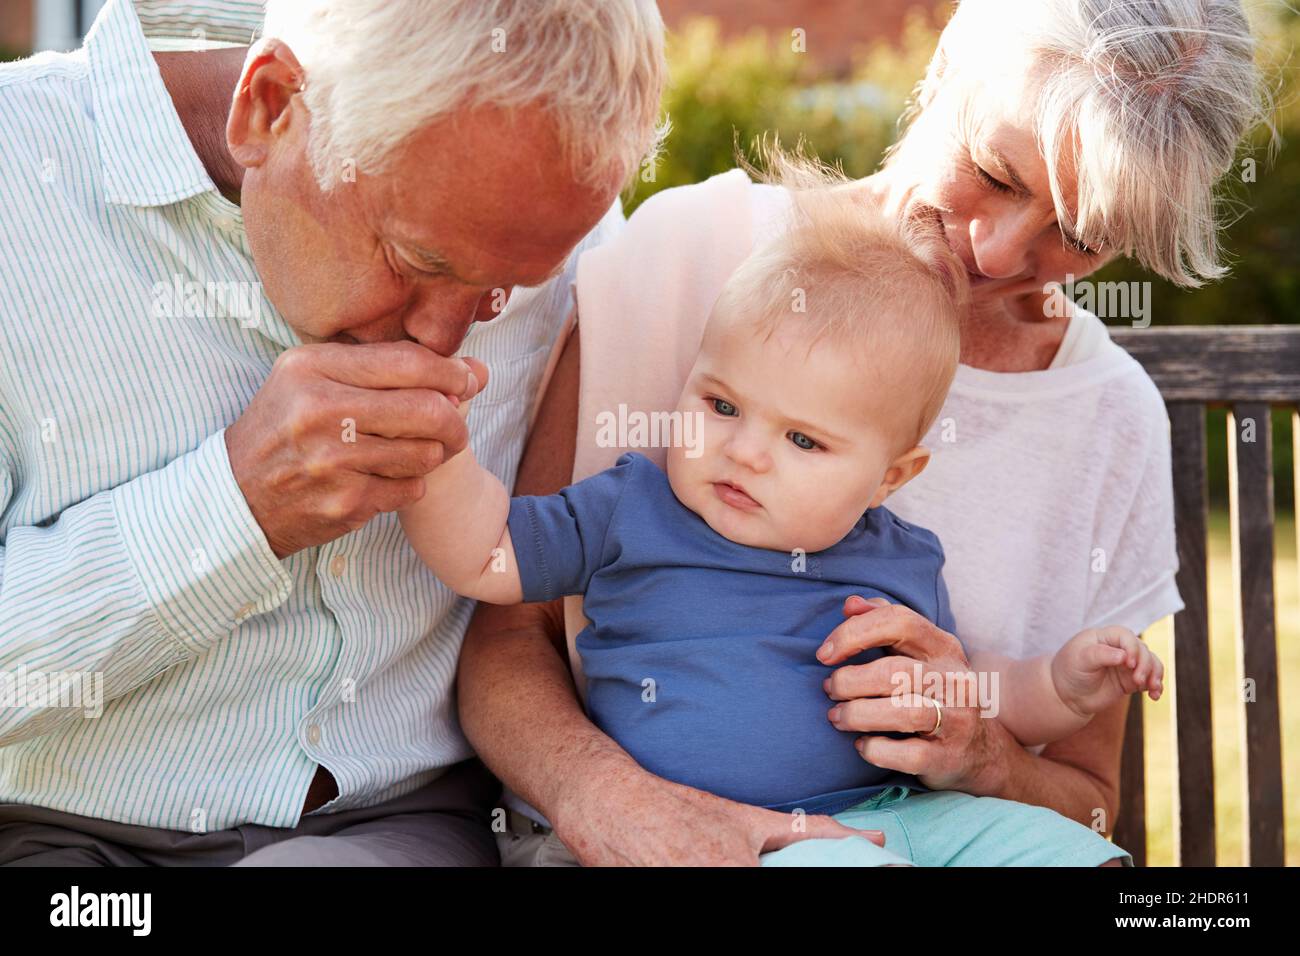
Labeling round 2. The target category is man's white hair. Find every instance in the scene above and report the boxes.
[261,0,667,191]
[901,0,1273,287]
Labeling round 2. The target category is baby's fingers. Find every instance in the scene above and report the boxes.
[1134,646,1166,700]
[1083,643,1128,673]
[460,356,489,401]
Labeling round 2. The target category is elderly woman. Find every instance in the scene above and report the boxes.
[458,0,1271,865]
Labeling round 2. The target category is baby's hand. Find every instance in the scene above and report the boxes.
[1050,625,1164,718]
[448,356,490,420]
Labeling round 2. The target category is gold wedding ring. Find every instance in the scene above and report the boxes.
[921,697,943,737]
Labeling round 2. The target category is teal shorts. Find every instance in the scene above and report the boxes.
[761,786,1132,867]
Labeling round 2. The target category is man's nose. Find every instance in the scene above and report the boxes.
[402,287,487,356]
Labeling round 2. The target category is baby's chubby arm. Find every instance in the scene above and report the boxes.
[397,365,524,605]
[971,627,1163,748]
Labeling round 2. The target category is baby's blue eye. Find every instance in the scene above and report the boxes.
[789,431,818,451]
[711,398,738,417]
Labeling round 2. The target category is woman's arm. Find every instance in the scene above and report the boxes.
[822,598,1128,830]
[455,318,867,864]
[1010,696,1128,831]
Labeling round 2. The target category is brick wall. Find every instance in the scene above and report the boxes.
[657,0,942,74]
[0,2,34,56]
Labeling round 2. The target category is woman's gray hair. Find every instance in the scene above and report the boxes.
[904,0,1274,287]
[261,0,667,191]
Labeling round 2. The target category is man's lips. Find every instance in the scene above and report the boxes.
[713,480,760,511]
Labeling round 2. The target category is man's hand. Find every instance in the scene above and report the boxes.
[226,341,487,558]
[551,754,881,866]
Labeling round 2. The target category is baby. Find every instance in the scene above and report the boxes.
[399,173,1163,866]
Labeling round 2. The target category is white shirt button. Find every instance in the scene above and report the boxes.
[306,724,322,746]
[235,602,256,623]
[328,554,347,578]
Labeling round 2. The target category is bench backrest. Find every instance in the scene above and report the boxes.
[1109,325,1296,866]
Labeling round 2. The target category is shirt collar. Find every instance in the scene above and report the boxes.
[86,0,260,206]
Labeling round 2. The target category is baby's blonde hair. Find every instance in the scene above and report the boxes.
[716,142,968,449]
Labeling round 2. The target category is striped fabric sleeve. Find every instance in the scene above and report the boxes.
[0,429,291,746]
[109,429,293,653]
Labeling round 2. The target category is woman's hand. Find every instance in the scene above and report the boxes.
[818,595,1018,794]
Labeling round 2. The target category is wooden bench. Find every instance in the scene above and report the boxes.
[1109,325,1296,866]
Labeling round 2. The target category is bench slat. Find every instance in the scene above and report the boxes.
[1168,403,1216,866]
[1228,404,1285,866]
[1111,326,1300,402]
[1115,695,1147,866]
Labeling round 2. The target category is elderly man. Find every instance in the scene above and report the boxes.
[0,0,663,866]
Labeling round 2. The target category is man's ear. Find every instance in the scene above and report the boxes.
[868,445,931,509]
[226,39,306,169]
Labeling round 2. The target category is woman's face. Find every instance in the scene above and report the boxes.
[882,58,1118,311]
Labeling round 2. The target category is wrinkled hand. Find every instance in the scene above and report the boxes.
[1051,625,1164,718]
[819,595,1013,794]
[225,341,488,558]
[553,759,882,866]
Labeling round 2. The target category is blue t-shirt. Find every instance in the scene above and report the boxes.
[507,452,957,814]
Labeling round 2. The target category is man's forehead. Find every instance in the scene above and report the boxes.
[371,155,611,286]
[384,212,573,288]
[376,161,598,285]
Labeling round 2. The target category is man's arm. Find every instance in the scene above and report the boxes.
[456,320,865,864]
[1,340,475,749]
[0,430,290,747]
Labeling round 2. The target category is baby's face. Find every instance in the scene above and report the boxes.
[666,312,919,554]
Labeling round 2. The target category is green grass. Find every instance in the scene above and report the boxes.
[1139,508,1298,866]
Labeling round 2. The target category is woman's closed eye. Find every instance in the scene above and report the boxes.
[973,161,1012,195]
[1063,231,1103,257]
[969,155,1103,256]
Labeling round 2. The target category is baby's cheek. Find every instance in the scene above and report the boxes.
[825,484,879,547]
[777,496,842,554]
